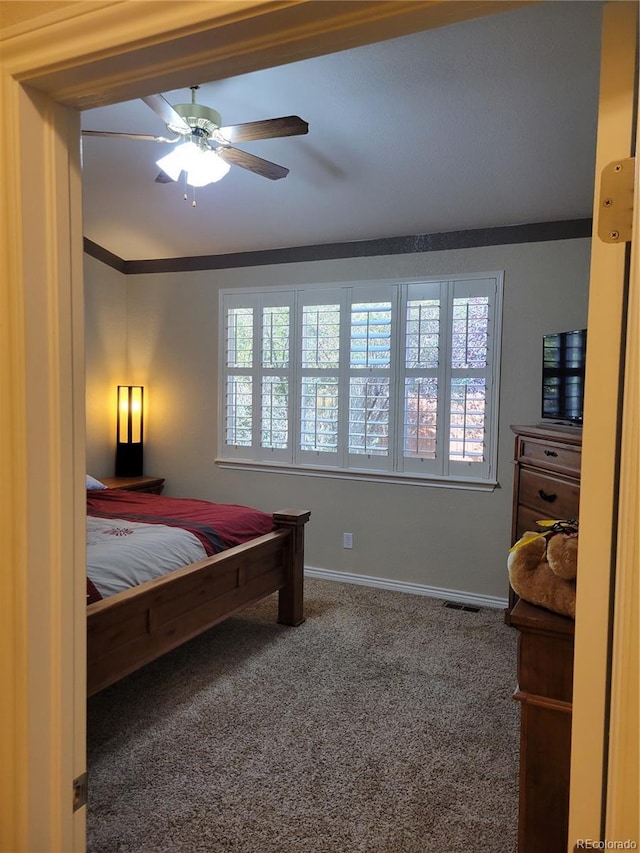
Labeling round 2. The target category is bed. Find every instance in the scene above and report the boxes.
[86,486,310,697]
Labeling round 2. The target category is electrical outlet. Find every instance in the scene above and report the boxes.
[343,532,353,549]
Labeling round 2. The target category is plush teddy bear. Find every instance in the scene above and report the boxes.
[507,524,578,619]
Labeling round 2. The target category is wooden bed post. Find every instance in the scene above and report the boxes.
[274,509,310,627]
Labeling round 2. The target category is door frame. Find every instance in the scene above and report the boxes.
[0,1,634,850]
[569,3,638,848]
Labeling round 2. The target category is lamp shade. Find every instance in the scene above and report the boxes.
[156,142,231,187]
[115,385,144,476]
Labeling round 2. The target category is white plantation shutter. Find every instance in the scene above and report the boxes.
[255,293,294,463]
[223,300,254,457]
[347,286,395,471]
[222,291,294,462]
[400,280,443,475]
[297,290,343,467]
[219,274,502,485]
[446,279,497,480]
[258,295,292,461]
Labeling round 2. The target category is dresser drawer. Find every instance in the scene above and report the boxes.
[518,468,580,520]
[518,437,581,476]
[515,505,549,540]
[515,607,575,702]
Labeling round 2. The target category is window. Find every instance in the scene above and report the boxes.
[219,274,503,486]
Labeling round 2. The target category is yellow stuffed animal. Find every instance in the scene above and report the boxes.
[507,521,578,619]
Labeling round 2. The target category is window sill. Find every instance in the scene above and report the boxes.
[215,458,498,491]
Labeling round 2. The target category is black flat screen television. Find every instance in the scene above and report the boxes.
[541,328,587,426]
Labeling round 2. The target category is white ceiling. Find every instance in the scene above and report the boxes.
[80,1,602,262]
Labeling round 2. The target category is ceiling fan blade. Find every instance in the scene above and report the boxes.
[215,115,308,144]
[82,130,178,143]
[216,146,289,180]
[154,171,176,184]
[142,93,191,134]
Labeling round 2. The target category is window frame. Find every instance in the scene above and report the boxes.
[218,273,503,490]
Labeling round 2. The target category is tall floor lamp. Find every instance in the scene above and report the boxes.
[115,385,144,477]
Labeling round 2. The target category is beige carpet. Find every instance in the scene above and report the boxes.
[87,578,519,852]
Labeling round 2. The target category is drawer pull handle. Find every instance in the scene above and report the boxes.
[538,489,557,502]
[544,449,558,457]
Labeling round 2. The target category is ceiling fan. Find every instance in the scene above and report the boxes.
[82,86,309,188]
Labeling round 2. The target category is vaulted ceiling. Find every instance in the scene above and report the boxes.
[80,1,602,262]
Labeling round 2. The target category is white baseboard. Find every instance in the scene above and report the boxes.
[304,565,508,610]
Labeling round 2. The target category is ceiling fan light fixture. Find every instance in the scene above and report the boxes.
[156,141,231,187]
[156,143,192,181]
[186,148,231,187]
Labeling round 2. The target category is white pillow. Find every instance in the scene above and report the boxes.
[86,474,108,490]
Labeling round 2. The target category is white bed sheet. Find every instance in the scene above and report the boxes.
[87,515,208,599]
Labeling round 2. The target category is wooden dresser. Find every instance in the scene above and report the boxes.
[511,600,575,853]
[508,425,581,853]
[509,424,582,613]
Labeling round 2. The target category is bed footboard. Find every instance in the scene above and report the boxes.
[87,508,310,696]
[274,508,310,627]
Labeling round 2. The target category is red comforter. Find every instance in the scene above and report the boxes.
[86,489,276,603]
[87,489,276,553]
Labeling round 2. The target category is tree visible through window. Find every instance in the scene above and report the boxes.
[220,275,502,484]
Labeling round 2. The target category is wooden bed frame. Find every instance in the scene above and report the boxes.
[87,508,310,697]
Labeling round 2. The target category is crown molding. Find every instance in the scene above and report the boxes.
[83,238,127,274]
[84,218,593,275]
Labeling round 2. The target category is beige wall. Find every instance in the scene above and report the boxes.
[84,254,127,476]
[85,237,590,601]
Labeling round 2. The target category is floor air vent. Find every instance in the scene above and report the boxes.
[443,600,481,613]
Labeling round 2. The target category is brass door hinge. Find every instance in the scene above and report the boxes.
[598,156,635,243]
[73,772,88,812]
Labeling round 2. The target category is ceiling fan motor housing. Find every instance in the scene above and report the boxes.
[168,103,222,137]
